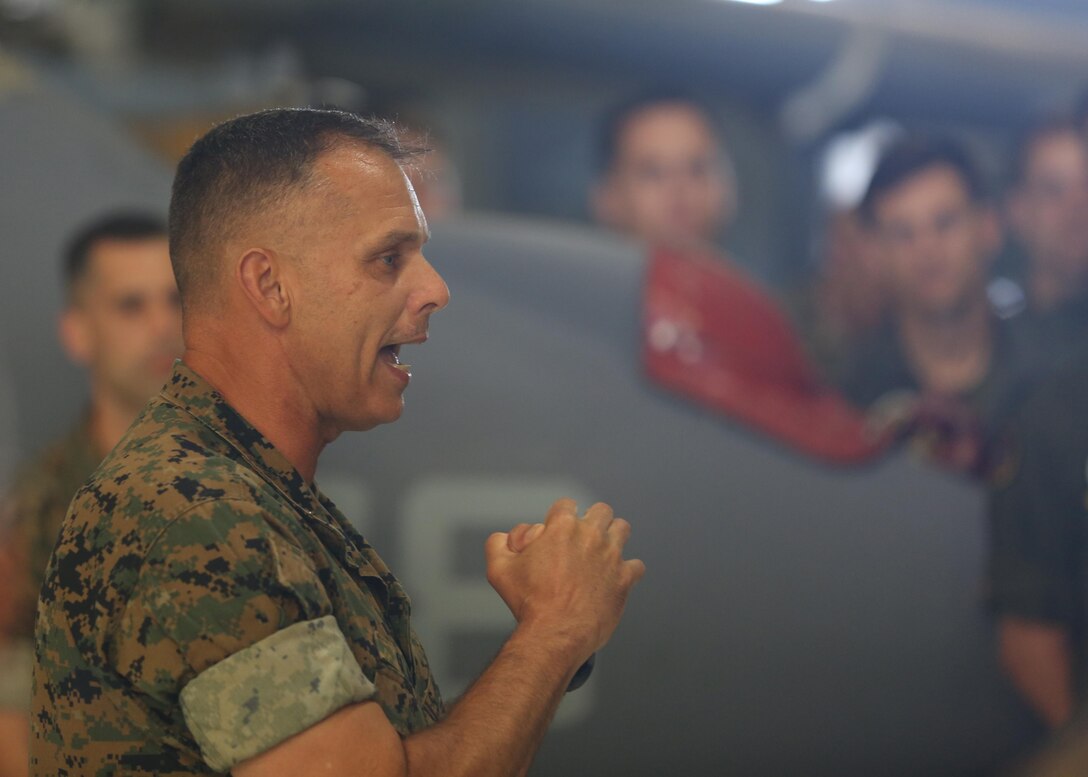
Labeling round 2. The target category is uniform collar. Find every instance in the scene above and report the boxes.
[159,360,325,521]
[159,361,393,582]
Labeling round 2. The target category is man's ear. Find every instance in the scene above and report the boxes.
[237,248,291,327]
[58,307,92,366]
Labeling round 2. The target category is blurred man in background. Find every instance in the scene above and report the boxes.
[597,92,886,462]
[803,206,889,383]
[985,119,1088,746]
[1007,119,1088,317]
[836,136,1015,466]
[988,352,1088,734]
[0,213,181,777]
[591,91,736,248]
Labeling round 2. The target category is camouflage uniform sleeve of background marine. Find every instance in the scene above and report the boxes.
[0,422,97,712]
[987,365,1088,626]
[0,421,98,642]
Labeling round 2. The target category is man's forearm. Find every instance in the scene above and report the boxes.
[998,616,1076,728]
[404,627,581,777]
[232,503,642,777]
[0,711,29,777]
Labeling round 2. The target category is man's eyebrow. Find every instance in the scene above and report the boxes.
[375,229,429,249]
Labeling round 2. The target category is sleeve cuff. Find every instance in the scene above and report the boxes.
[180,615,376,772]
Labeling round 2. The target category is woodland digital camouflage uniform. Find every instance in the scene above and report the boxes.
[0,419,98,712]
[32,362,444,775]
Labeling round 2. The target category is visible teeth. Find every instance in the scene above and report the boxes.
[385,344,410,376]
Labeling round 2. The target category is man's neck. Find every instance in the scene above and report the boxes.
[87,391,145,458]
[181,346,325,483]
[897,298,993,397]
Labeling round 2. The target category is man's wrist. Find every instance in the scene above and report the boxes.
[502,623,588,688]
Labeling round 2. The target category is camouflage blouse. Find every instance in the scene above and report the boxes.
[32,362,444,775]
[1,418,99,642]
[0,418,98,712]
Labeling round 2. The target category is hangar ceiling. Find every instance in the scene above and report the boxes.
[2,0,1087,131]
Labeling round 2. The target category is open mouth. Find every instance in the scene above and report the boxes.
[380,344,412,376]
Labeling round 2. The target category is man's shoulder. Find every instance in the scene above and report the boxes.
[994,355,1088,481]
[8,421,95,495]
[73,397,288,535]
[1,419,98,530]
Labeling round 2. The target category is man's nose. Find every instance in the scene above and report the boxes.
[416,256,451,314]
[915,225,945,255]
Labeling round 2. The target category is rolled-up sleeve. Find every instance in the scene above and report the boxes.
[111,497,376,772]
[180,615,375,772]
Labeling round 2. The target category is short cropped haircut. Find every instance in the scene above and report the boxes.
[859,135,986,225]
[64,212,166,300]
[168,108,421,307]
[596,89,726,176]
[1008,117,1086,188]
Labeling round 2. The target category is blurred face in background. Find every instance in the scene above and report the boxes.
[817,208,888,340]
[60,237,183,410]
[872,165,999,321]
[1009,129,1088,309]
[593,102,734,246]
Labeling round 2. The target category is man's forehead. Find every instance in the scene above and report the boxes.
[72,237,173,302]
[302,145,430,244]
[85,237,171,277]
[619,105,719,149]
[312,143,402,184]
[311,146,415,208]
[1027,132,1088,172]
[402,170,431,241]
[882,166,973,209]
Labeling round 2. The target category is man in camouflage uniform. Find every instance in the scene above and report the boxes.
[32,109,644,776]
[0,213,180,777]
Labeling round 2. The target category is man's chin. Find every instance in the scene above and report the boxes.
[343,402,406,433]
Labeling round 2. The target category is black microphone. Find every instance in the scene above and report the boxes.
[566,653,595,692]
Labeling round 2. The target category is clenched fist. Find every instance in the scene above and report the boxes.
[485,499,645,668]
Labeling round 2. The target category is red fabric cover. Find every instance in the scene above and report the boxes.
[642,245,888,464]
